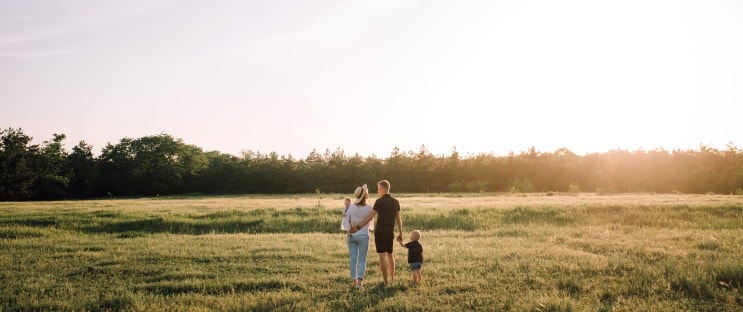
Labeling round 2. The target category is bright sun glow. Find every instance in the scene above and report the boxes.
[1,0,741,157]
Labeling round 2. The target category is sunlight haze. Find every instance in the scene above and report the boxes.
[2,0,741,158]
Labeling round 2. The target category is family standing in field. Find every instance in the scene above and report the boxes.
[341,180,424,289]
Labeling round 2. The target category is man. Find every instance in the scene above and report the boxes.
[349,180,403,285]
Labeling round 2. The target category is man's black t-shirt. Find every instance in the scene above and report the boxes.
[373,194,400,234]
[405,241,423,263]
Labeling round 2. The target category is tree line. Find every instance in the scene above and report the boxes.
[2,127,742,201]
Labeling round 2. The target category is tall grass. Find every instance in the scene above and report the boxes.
[1,193,742,311]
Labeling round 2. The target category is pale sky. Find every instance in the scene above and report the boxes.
[2,0,742,158]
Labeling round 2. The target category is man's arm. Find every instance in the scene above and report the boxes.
[349,210,376,233]
[395,211,403,241]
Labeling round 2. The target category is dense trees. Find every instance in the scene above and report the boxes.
[32,133,71,200]
[67,141,100,198]
[1,127,742,200]
[99,134,208,196]
[1,128,38,200]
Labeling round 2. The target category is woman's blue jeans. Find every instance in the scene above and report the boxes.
[347,233,369,280]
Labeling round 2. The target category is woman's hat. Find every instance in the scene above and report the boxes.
[353,184,368,204]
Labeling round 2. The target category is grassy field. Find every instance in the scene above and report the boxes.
[2,193,743,311]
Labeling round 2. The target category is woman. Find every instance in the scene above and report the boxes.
[344,184,374,289]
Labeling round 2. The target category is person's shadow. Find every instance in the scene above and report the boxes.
[353,282,407,309]
[328,277,408,310]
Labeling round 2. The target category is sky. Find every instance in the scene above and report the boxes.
[2,0,742,159]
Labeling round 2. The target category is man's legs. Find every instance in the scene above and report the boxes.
[377,252,395,284]
[386,252,395,283]
[374,231,395,284]
[378,253,388,283]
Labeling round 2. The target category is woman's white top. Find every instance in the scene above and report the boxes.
[345,203,374,235]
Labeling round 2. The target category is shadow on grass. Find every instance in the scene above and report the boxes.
[139,280,304,296]
[0,217,57,227]
[78,208,342,235]
[0,226,47,238]
[2,207,500,235]
[85,289,134,312]
[324,282,406,311]
[84,217,268,235]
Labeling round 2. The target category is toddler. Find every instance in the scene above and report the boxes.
[342,197,352,217]
[398,230,423,284]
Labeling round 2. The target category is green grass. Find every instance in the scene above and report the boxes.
[1,193,743,311]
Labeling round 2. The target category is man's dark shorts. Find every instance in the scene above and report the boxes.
[374,231,394,253]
